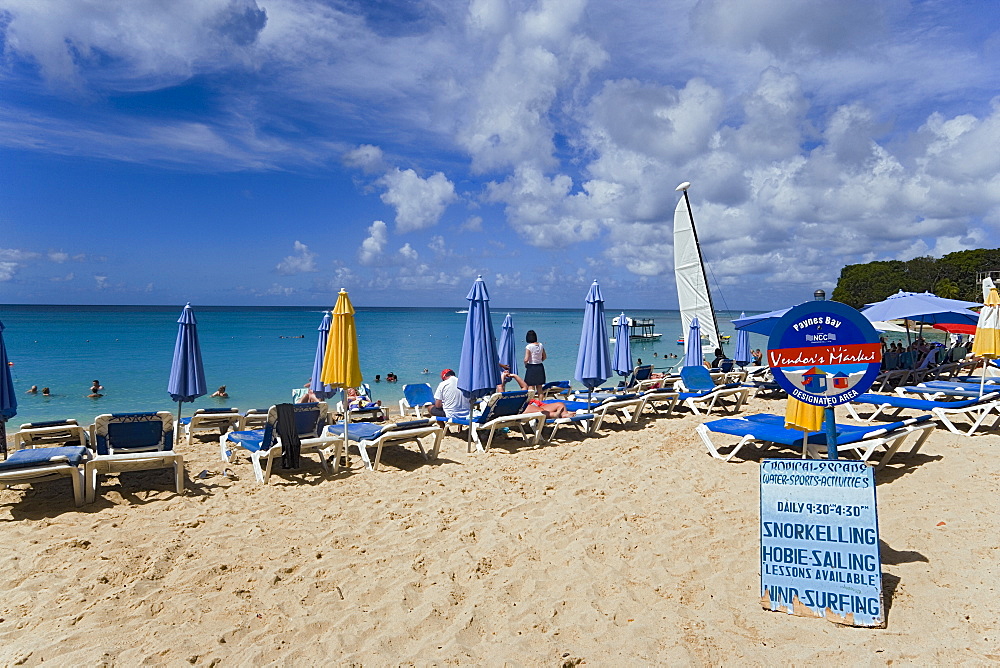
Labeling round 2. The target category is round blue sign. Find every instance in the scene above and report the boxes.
[766,301,882,407]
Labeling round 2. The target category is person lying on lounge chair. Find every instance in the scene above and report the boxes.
[502,371,573,419]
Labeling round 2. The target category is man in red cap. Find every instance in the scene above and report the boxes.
[429,368,470,419]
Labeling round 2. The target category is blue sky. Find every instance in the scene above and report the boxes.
[1,0,999,309]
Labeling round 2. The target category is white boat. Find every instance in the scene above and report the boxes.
[674,182,723,354]
[611,315,662,340]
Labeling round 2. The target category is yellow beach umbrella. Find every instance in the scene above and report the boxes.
[321,288,362,389]
[785,397,824,457]
[785,397,824,432]
[971,285,1000,396]
[321,288,363,465]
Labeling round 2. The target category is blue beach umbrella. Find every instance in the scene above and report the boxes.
[167,303,207,431]
[683,317,703,368]
[733,307,791,336]
[612,313,633,378]
[309,311,335,400]
[498,313,519,380]
[733,312,751,367]
[0,319,16,458]
[458,276,502,403]
[575,280,612,403]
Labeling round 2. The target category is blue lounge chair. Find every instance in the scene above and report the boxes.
[845,392,1000,436]
[88,412,185,503]
[398,383,435,418]
[0,445,91,506]
[695,413,935,466]
[560,392,650,430]
[323,419,444,471]
[337,384,386,422]
[178,407,242,446]
[438,391,545,453]
[219,402,341,483]
[675,367,750,414]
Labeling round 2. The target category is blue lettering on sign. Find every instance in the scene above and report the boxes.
[760,459,883,627]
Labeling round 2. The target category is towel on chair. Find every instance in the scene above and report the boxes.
[275,403,301,469]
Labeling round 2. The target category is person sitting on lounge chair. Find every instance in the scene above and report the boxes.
[429,369,470,419]
[503,371,573,419]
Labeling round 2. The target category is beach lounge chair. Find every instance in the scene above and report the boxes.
[540,380,572,400]
[560,393,650,431]
[845,392,1000,436]
[240,409,270,430]
[220,402,340,484]
[539,412,597,443]
[323,419,444,471]
[87,412,185,503]
[177,407,242,446]
[695,413,935,467]
[438,391,545,453]
[398,383,435,418]
[15,419,90,449]
[672,368,750,415]
[0,444,92,506]
[337,384,386,422]
[638,389,680,416]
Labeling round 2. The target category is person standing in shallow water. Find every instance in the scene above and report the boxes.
[523,329,547,394]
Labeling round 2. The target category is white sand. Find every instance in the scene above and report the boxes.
[2,396,999,665]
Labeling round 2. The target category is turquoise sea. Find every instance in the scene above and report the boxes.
[1,304,774,426]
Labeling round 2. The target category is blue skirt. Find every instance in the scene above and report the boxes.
[524,363,546,386]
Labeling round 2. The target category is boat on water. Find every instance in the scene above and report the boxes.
[673,181,724,355]
[611,315,662,341]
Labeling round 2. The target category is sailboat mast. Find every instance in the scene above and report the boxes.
[681,188,723,347]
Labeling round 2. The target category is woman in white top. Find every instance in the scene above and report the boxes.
[523,329,547,393]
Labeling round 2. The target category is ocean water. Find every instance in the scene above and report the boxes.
[1,304,773,426]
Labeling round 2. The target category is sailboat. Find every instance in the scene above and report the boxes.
[673,181,723,356]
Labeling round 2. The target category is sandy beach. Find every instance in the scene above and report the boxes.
[2,395,999,665]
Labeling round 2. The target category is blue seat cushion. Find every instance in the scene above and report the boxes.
[326,422,385,441]
[224,430,267,452]
[0,446,90,471]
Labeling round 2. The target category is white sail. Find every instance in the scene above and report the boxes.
[673,189,720,353]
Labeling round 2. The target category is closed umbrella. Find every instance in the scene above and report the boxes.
[321,289,363,459]
[309,311,335,400]
[683,317,703,368]
[0,319,16,459]
[458,276,502,402]
[458,277,502,452]
[972,284,1000,396]
[733,312,751,367]
[612,313,633,379]
[575,280,612,405]
[498,313,518,382]
[167,303,207,439]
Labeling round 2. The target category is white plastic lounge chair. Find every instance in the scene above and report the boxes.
[639,389,680,416]
[696,413,935,467]
[220,402,340,484]
[560,393,649,431]
[178,407,242,446]
[0,445,91,506]
[337,384,387,422]
[87,412,185,503]
[323,419,444,471]
[240,409,269,430]
[437,390,545,453]
[15,419,89,449]
[845,391,1000,436]
[399,383,435,418]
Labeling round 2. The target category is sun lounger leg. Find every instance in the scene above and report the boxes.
[174,457,185,494]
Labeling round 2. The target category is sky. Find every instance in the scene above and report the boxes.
[1,0,999,310]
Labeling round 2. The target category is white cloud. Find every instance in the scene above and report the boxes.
[94,275,108,289]
[358,220,388,265]
[378,168,457,233]
[50,272,74,282]
[0,248,41,280]
[398,243,418,262]
[276,240,317,275]
[343,144,385,173]
[48,251,70,263]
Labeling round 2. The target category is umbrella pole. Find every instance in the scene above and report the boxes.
[981,359,988,398]
[1,419,7,459]
[176,401,183,446]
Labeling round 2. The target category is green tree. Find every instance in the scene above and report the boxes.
[935,277,960,299]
